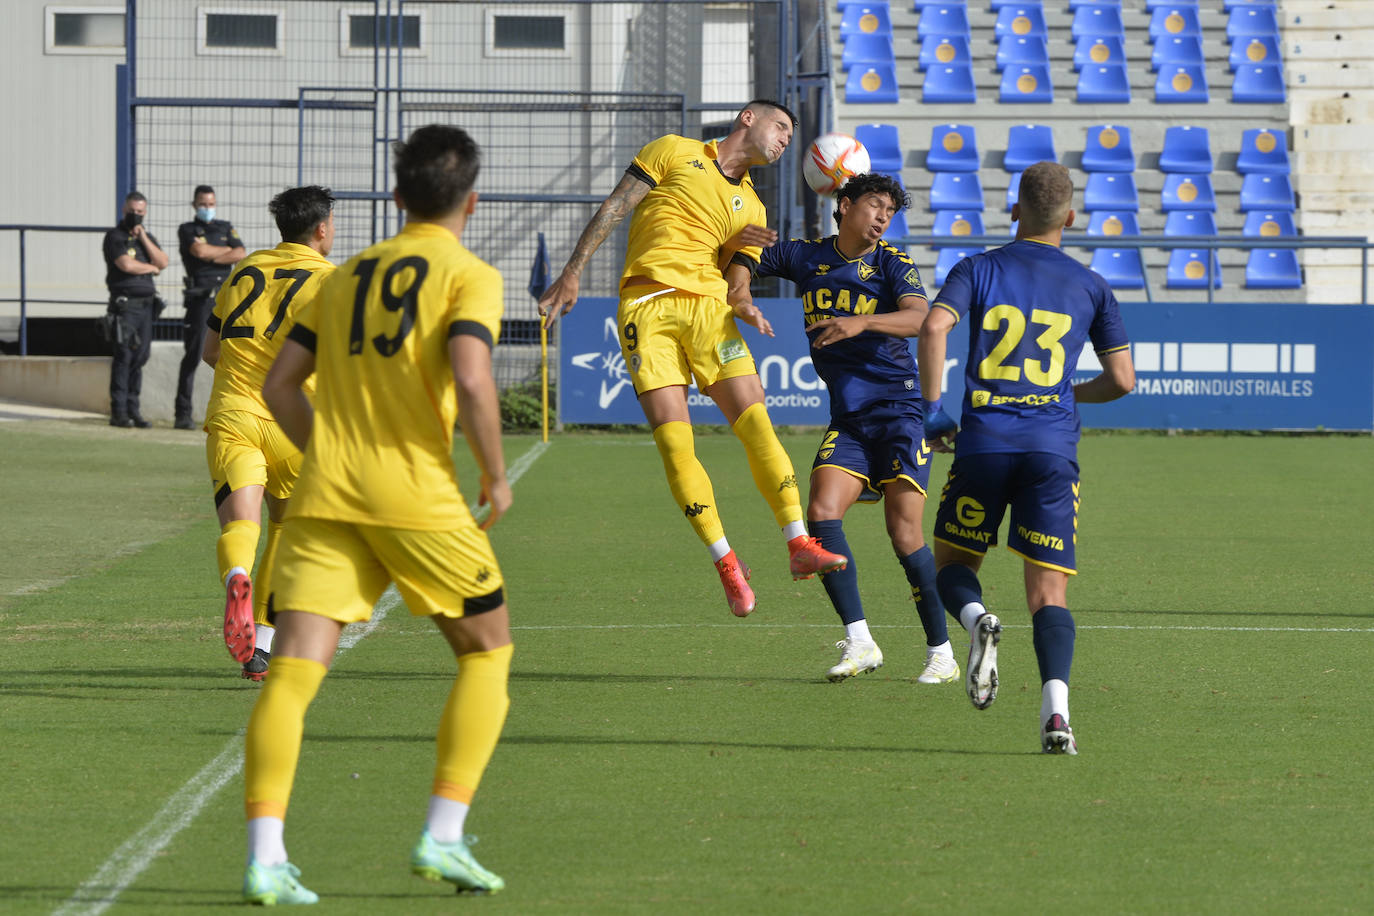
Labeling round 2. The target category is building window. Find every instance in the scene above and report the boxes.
[485,7,570,57]
[45,7,126,55]
[341,7,425,56]
[198,8,283,55]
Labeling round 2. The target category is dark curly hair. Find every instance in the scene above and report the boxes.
[833,172,910,228]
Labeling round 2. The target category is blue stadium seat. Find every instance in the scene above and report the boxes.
[1000,64,1053,103]
[994,6,1048,41]
[996,35,1050,72]
[1151,35,1205,72]
[1004,171,1021,211]
[1161,174,1216,211]
[841,33,896,72]
[1167,249,1223,289]
[1087,211,1139,236]
[929,171,984,210]
[885,207,910,242]
[1149,6,1203,41]
[919,34,971,71]
[1084,172,1139,211]
[1246,249,1301,289]
[1071,6,1126,41]
[1164,210,1218,238]
[1158,125,1212,174]
[933,210,985,238]
[923,64,976,103]
[1155,64,1209,103]
[1004,124,1057,171]
[918,5,972,40]
[935,247,983,286]
[1081,124,1135,172]
[845,64,901,104]
[1077,64,1131,103]
[926,124,980,172]
[1236,128,1290,176]
[1146,0,1198,8]
[989,0,1040,9]
[854,123,904,173]
[913,0,967,7]
[1243,210,1296,236]
[1229,34,1282,71]
[1227,6,1281,42]
[1070,0,1123,9]
[1239,173,1295,211]
[1074,34,1126,72]
[1233,65,1286,103]
[1090,249,1146,289]
[840,5,894,42]
[1224,0,1276,10]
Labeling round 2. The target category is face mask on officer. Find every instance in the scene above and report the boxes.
[196,206,216,222]
[122,212,143,230]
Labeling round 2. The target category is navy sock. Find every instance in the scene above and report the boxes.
[936,563,982,622]
[810,519,864,625]
[1032,604,1076,684]
[899,546,949,647]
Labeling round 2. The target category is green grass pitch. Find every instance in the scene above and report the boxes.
[2,419,1372,913]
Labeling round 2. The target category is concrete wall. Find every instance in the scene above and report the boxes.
[0,343,213,422]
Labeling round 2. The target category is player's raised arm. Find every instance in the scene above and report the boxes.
[538,171,652,328]
[723,260,773,338]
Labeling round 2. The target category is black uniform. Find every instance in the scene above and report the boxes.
[102,221,162,424]
[176,216,244,424]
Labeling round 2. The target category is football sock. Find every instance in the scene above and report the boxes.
[926,640,954,658]
[810,519,864,626]
[782,520,808,542]
[936,564,985,632]
[1032,604,1076,684]
[246,817,287,867]
[707,537,731,563]
[218,520,260,585]
[244,656,327,822]
[730,402,804,528]
[1041,678,1070,727]
[253,520,283,625]
[899,546,950,648]
[425,796,471,845]
[844,618,873,643]
[652,421,725,546]
[432,643,514,821]
[255,624,275,654]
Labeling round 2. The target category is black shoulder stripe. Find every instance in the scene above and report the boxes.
[286,323,317,353]
[449,320,494,349]
[729,251,759,277]
[207,314,222,333]
[625,163,656,188]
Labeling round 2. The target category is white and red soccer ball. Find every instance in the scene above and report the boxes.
[803,132,871,196]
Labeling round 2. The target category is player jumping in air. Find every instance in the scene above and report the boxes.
[917,161,1135,754]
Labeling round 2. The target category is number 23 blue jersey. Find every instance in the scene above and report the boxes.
[932,239,1130,460]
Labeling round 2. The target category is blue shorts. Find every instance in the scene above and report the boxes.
[811,401,934,503]
[932,451,1080,573]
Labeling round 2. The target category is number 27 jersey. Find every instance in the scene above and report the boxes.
[286,222,504,530]
[932,239,1129,460]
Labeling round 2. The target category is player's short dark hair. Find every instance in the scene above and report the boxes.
[741,98,798,129]
[193,185,215,199]
[393,124,481,220]
[832,172,910,227]
[124,191,147,205]
[1016,161,1074,235]
[269,185,334,243]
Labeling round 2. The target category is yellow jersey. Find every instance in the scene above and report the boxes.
[285,221,504,530]
[621,135,768,301]
[208,242,333,421]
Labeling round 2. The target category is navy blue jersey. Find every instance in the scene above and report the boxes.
[757,237,927,416]
[932,239,1130,460]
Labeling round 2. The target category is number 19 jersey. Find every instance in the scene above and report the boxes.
[285,221,504,530]
[932,239,1129,460]
[208,242,334,421]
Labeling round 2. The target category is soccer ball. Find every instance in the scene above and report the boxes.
[803,133,871,196]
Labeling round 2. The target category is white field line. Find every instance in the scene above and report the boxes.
[509,622,1374,634]
[53,439,549,916]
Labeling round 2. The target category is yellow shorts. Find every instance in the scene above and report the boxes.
[269,516,505,624]
[206,410,302,501]
[618,286,757,395]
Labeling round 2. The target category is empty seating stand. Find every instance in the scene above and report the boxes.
[846,63,900,103]
[1003,124,1056,171]
[926,123,980,171]
[854,123,904,172]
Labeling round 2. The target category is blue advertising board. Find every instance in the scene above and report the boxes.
[559,298,1374,432]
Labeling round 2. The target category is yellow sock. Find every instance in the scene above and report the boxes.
[253,521,283,625]
[217,519,260,584]
[433,643,514,802]
[244,656,327,821]
[731,402,804,528]
[652,421,726,546]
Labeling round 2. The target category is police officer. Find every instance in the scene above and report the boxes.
[176,184,245,429]
[102,191,169,428]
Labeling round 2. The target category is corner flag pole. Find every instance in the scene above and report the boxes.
[529,232,551,443]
